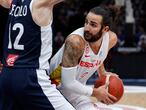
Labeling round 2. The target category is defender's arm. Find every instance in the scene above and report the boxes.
[0,0,12,8]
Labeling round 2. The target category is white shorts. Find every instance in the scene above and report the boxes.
[76,102,99,110]
[69,95,99,110]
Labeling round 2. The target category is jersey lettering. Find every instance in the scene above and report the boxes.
[9,4,27,17]
[79,60,101,68]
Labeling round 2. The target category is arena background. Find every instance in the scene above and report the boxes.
[0,0,146,109]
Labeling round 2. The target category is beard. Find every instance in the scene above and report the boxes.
[84,28,103,43]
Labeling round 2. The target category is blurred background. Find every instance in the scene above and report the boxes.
[0,0,146,86]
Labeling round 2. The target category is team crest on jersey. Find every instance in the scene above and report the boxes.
[6,54,19,67]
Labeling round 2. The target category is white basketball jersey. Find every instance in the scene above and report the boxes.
[75,27,109,85]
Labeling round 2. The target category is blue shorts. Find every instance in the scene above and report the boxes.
[0,67,75,110]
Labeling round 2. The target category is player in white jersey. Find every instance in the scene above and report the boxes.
[50,6,118,110]
[0,0,75,110]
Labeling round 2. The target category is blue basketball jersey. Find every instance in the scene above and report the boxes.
[3,0,52,69]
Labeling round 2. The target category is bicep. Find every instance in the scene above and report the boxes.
[62,36,84,67]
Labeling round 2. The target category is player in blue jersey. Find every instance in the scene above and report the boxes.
[0,0,75,110]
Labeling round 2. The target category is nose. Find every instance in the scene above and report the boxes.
[84,23,90,32]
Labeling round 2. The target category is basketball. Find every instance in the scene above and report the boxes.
[94,75,124,103]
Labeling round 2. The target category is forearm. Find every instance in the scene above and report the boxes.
[97,64,106,77]
[61,66,93,96]
[97,63,118,78]
[34,0,64,8]
[0,0,11,8]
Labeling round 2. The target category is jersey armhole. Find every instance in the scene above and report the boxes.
[29,0,34,14]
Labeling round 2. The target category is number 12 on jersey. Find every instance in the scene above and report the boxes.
[8,23,24,50]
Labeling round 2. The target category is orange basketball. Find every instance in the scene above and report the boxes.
[94,75,124,103]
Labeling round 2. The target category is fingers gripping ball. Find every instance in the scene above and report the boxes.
[94,75,124,103]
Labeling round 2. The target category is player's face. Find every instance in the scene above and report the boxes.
[84,12,104,42]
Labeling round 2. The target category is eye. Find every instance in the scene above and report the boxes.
[90,23,97,27]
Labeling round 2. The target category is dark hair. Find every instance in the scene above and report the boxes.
[89,6,117,29]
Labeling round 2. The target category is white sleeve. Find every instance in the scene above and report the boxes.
[61,66,93,96]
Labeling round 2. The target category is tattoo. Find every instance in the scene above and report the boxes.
[62,35,85,67]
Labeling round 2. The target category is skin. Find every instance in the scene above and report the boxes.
[32,0,64,26]
[0,0,11,8]
[62,12,118,105]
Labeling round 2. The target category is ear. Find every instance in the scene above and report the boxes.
[103,26,109,32]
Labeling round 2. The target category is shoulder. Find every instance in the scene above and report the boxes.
[65,34,85,50]
[69,27,84,37]
[108,31,118,49]
[62,34,85,67]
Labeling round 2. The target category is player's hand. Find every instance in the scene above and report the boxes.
[92,83,117,105]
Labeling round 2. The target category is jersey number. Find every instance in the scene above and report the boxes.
[8,23,24,50]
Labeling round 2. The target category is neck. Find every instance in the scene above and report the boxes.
[88,37,103,54]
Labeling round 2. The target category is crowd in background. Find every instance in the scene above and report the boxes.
[52,0,146,54]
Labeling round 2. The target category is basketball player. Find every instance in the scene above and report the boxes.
[0,0,75,110]
[50,6,118,110]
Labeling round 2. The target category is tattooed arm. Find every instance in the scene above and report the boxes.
[61,35,95,96]
[62,35,85,67]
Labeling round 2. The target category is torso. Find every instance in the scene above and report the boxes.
[70,27,109,84]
